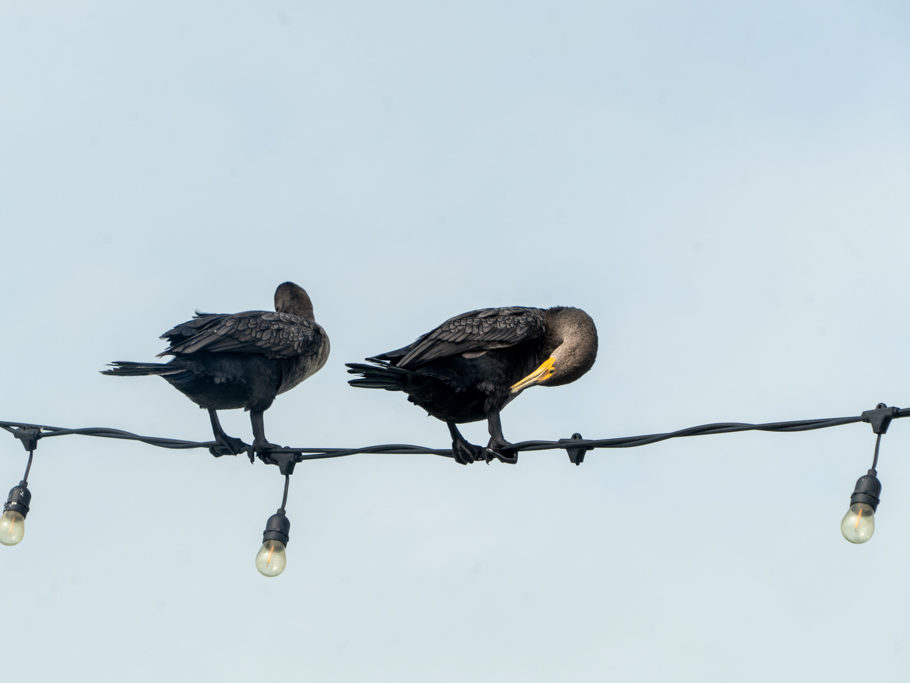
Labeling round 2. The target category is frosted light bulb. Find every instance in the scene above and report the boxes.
[255,540,288,577]
[841,502,875,544]
[0,510,25,546]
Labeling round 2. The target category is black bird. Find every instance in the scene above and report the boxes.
[346,306,597,464]
[103,282,330,455]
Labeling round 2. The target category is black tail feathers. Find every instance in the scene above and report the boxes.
[345,361,411,392]
[101,361,176,377]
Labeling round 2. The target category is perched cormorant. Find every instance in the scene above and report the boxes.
[346,306,597,464]
[103,282,329,455]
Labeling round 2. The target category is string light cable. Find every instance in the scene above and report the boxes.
[0,402,904,573]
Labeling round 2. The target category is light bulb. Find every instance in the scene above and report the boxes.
[841,502,875,544]
[255,510,291,577]
[841,470,881,545]
[0,510,25,546]
[1,481,30,546]
[255,539,287,577]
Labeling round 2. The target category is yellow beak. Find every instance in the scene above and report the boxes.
[510,357,556,394]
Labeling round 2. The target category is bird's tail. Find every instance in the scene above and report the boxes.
[101,361,177,377]
[345,361,411,392]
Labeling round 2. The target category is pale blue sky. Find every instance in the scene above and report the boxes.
[2,2,910,681]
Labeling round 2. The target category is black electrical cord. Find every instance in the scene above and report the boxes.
[2,404,905,467]
[21,449,34,481]
[872,433,883,471]
[279,474,290,513]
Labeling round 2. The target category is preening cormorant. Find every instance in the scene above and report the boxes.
[346,306,597,464]
[103,282,330,455]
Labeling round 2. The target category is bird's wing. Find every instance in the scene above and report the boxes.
[392,307,546,367]
[160,311,325,359]
[159,312,224,347]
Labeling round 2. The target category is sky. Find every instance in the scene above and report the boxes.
[2,1,910,681]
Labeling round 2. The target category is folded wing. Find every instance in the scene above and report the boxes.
[376,307,547,368]
[160,311,326,359]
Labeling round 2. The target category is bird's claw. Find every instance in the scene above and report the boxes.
[209,435,249,458]
[451,440,486,465]
[451,440,517,465]
[252,441,283,456]
[484,447,518,464]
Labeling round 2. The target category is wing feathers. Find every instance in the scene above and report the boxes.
[395,307,546,367]
[160,311,325,359]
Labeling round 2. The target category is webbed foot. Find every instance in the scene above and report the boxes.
[448,422,497,465]
[483,412,518,463]
[252,438,282,455]
[485,438,518,464]
[451,438,487,465]
[209,433,248,458]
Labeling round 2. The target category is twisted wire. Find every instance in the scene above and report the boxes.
[2,405,905,466]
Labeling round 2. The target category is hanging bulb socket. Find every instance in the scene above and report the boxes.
[850,470,882,511]
[262,510,291,546]
[255,509,291,577]
[1,481,31,546]
[842,405,892,544]
[3,481,31,518]
[841,469,882,544]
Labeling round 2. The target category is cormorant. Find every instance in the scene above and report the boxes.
[103,282,329,455]
[346,306,597,464]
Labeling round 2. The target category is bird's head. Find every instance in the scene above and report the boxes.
[509,307,598,394]
[275,282,315,320]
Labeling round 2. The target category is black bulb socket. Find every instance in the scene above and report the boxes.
[3,481,31,518]
[849,470,881,512]
[262,511,290,546]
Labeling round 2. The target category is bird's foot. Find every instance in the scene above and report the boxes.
[252,439,283,456]
[209,434,249,458]
[485,439,518,464]
[250,441,281,465]
[483,448,518,464]
[451,438,487,465]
